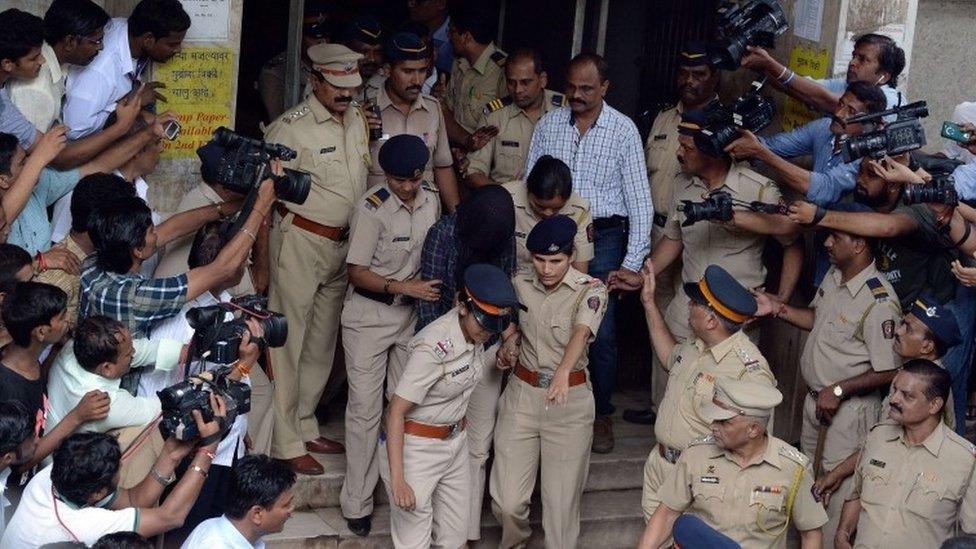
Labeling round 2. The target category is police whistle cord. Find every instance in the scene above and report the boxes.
[755,462,806,537]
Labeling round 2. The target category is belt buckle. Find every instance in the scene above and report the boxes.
[537,372,553,389]
[665,446,681,463]
[446,422,461,439]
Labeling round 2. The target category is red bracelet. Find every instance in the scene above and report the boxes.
[197,448,216,460]
[35,252,47,272]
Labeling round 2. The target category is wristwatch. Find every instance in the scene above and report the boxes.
[832,384,845,399]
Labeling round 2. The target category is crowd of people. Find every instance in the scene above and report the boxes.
[0,0,975,548]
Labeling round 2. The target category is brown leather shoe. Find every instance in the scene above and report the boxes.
[591,415,614,454]
[305,436,346,454]
[287,454,324,475]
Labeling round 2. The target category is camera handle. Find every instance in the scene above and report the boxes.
[220,164,267,240]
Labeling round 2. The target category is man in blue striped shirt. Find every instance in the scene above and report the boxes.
[525,53,652,453]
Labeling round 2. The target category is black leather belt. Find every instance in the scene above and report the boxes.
[354,287,413,306]
[593,215,628,231]
[653,213,668,228]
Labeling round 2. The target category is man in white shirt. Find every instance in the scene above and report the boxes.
[182,454,296,549]
[63,0,190,139]
[0,401,36,540]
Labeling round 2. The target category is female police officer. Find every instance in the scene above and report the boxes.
[379,263,519,548]
[489,215,608,548]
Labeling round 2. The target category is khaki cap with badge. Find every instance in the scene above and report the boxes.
[308,43,364,88]
[703,377,783,422]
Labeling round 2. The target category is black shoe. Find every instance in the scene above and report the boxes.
[347,516,372,537]
[623,408,657,425]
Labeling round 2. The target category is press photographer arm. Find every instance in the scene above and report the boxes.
[49,93,145,170]
[725,129,823,199]
[787,200,917,238]
[76,112,181,179]
[740,45,841,115]
[20,390,110,471]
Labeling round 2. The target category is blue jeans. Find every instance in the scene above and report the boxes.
[588,224,627,417]
[943,285,976,435]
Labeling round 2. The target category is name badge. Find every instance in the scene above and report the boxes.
[869,459,886,468]
[392,236,410,243]
[449,364,471,377]
[501,140,520,148]
[320,146,336,154]
[699,476,720,484]
[653,134,668,141]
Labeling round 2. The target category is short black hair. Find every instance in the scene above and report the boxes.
[89,196,154,273]
[902,358,951,407]
[71,173,136,235]
[0,9,45,63]
[91,532,152,549]
[0,244,32,294]
[449,4,496,45]
[0,400,33,454]
[74,316,125,373]
[51,432,120,507]
[1,282,67,347]
[854,33,906,88]
[44,0,110,45]
[224,454,297,520]
[942,536,976,549]
[507,48,544,75]
[128,0,191,39]
[188,221,229,269]
[569,52,609,83]
[527,155,572,200]
[846,81,887,115]
[0,133,18,176]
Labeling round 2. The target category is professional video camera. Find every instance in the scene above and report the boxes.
[678,190,788,226]
[158,366,251,441]
[902,173,959,206]
[708,0,789,70]
[211,127,311,205]
[841,101,929,162]
[186,294,288,365]
[696,80,775,157]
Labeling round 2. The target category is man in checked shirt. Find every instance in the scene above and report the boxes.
[525,52,652,453]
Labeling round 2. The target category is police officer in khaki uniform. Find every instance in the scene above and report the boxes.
[368,32,459,212]
[628,42,721,423]
[639,262,777,522]
[343,16,386,105]
[442,5,507,138]
[380,264,519,549]
[650,109,801,343]
[836,361,976,549]
[637,378,829,549]
[753,216,901,548]
[466,48,565,187]
[490,215,606,548]
[505,155,593,276]
[264,43,371,476]
[340,135,440,536]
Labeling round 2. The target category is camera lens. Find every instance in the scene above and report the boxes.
[260,313,288,348]
[274,169,311,205]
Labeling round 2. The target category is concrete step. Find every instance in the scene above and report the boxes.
[266,488,645,549]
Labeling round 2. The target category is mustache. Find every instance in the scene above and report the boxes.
[405,85,422,93]
[890,403,902,413]
[569,98,585,104]
[335,97,352,104]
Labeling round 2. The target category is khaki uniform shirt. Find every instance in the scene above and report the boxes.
[257,52,313,121]
[264,96,370,228]
[35,235,85,327]
[366,84,453,189]
[879,357,955,430]
[659,437,828,549]
[504,180,594,276]
[800,264,902,391]
[655,331,775,450]
[468,90,566,183]
[850,422,976,548]
[395,308,497,425]
[346,182,439,281]
[443,43,508,132]
[514,268,607,375]
[644,104,682,235]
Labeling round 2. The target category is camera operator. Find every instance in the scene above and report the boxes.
[741,33,907,114]
[0,397,227,548]
[649,109,802,342]
[724,82,888,207]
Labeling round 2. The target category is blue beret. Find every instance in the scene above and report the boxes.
[679,41,711,67]
[673,515,741,549]
[684,264,757,323]
[197,141,227,185]
[385,32,428,62]
[678,108,708,136]
[378,134,429,178]
[526,215,576,254]
[463,264,521,333]
[908,294,962,348]
[346,16,382,46]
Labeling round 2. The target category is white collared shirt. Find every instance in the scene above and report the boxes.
[6,42,65,131]
[182,516,265,549]
[0,468,9,540]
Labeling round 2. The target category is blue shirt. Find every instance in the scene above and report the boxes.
[8,167,79,255]
[953,162,976,200]
[760,118,859,206]
[432,17,454,76]
[0,88,37,150]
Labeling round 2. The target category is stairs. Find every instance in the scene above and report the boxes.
[265,391,654,548]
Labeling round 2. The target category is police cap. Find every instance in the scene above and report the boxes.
[385,31,429,62]
[378,134,429,179]
[463,264,521,333]
[678,40,711,67]
[308,43,363,88]
[684,264,757,324]
[346,15,383,46]
[526,215,576,255]
[678,108,708,137]
[908,294,962,348]
[703,378,783,421]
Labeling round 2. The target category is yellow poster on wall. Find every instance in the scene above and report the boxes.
[782,45,830,131]
[153,47,236,159]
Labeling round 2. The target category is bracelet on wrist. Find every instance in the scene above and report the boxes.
[190,464,209,478]
[150,467,175,486]
[197,448,217,461]
[776,65,789,80]
[811,205,827,226]
[234,359,253,377]
[384,278,395,295]
[34,252,47,272]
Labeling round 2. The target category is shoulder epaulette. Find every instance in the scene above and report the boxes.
[421,180,435,192]
[734,347,760,368]
[431,338,455,361]
[282,105,310,124]
[865,278,890,301]
[777,443,809,467]
[365,187,390,210]
[551,93,567,108]
[490,50,507,67]
[688,434,715,447]
[945,428,976,456]
[483,96,513,116]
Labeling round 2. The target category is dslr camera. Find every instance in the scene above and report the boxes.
[678,191,734,226]
[902,173,959,206]
[696,80,775,157]
[211,127,311,205]
[186,294,288,365]
[841,101,929,162]
[708,0,789,70]
[158,366,251,441]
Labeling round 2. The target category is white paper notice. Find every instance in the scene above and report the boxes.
[794,0,825,42]
[180,0,230,42]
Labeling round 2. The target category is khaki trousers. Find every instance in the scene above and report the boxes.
[801,392,880,549]
[339,292,413,519]
[269,218,349,459]
[489,377,594,548]
[464,357,503,540]
[246,364,274,455]
[639,444,677,549]
[379,432,470,548]
[110,422,165,490]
